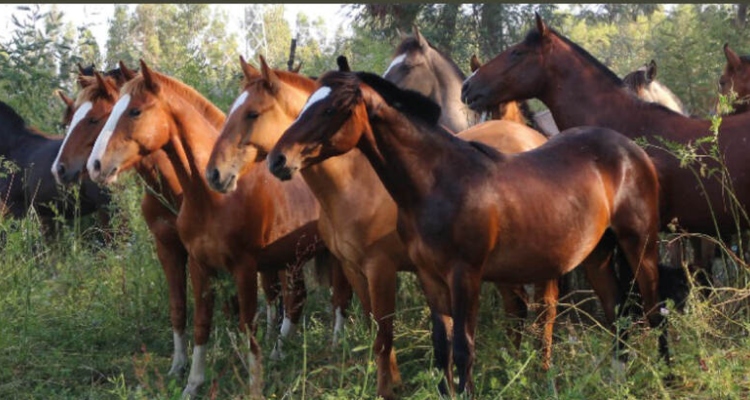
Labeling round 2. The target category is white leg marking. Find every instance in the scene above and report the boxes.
[270,316,296,361]
[332,306,345,345]
[383,53,406,77]
[265,301,278,344]
[183,344,207,397]
[87,94,130,179]
[168,330,188,376]
[52,101,92,182]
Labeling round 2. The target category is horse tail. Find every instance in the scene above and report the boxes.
[313,247,334,288]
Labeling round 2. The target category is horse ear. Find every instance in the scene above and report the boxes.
[259,55,280,94]
[239,55,260,80]
[118,60,137,81]
[646,60,657,81]
[336,55,351,72]
[469,54,482,73]
[94,71,117,101]
[725,43,742,70]
[535,12,549,38]
[412,25,428,48]
[57,90,74,108]
[139,59,160,93]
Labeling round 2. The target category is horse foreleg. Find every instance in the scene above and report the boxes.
[260,271,282,345]
[271,258,308,360]
[233,259,263,397]
[330,257,353,344]
[184,258,216,398]
[415,267,453,397]
[364,253,400,400]
[450,262,482,397]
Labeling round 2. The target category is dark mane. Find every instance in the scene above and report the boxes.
[525,29,624,87]
[0,101,28,131]
[355,71,442,126]
[622,69,647,91]
[394,36,467,80]
[740,54,750,63]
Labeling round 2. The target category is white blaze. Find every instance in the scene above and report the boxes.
[229,91,249,117]
[52,101,92,179]
[87,94,130,178]
[296,86,332,120]
[383,53,407,77]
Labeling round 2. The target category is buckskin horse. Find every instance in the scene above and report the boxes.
[206,55,554,399]
[463,13,741,297]
[83,60,326,397]
[268,70,672,398]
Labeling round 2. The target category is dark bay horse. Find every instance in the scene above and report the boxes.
[719,43,750,114]
[463,14,750,287]
[0,100,111,237]
[268,70,670,397]
[203,55,353,359]
[83,60,326,397]
[384,26,558,136]
[206,55,553,399]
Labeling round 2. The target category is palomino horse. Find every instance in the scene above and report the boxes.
[206,55,552,399]
[84,60,326,397]
[623,60,688,115]
[269,71,671,397]
[463,13,749,293]
[384,26,557,135]
[0,100,111,237]
[719,43,750,114]
[203,55,352,358]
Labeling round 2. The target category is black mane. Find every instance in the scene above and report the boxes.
[0,101,29,131]
[356,71,442,126]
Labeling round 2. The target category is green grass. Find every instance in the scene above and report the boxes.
[2,176,750,399]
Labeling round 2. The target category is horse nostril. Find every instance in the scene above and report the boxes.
[269,154,287,173]
[93,159,101,172]
[209,168,220,184]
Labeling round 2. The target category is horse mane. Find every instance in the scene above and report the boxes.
[0,101,28,131]
[394,36,467,80]
[75,75,120,107]
[526,29,624,87]
[242,69,318,115]
[123,70,226,127]
[354,71,442,126]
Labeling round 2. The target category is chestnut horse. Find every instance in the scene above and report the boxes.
[269,71,670,397]
[384,26,555,135]
[84,60,326,397]
[463,14,750,290]
[203,55,352,358]
[207,55,553,399]
[719,43,750,114]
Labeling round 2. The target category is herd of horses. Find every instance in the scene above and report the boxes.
[5,13,750,399]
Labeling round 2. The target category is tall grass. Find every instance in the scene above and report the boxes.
[1,167,750,399]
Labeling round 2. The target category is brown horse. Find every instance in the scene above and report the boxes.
[84,60,326,397]
[204,55,353,356]
[463,14,750,288]
[384,26,556,135]
[719,43,750,114]
[268,70,670,397]
[206,55,553,399]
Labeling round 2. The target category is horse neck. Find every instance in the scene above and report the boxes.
[300,150,376,216]
[357,90,475,207]
[161,94,223,203]
[134,150,184,204]
[646,82,687,115]
[498,101,528,124]
[428,53,478,132]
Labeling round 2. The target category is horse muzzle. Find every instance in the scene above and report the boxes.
[267,152,296,182]
[205,167,237,193]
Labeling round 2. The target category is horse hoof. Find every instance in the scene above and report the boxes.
[168,364,187,377]
[269,346,284,361]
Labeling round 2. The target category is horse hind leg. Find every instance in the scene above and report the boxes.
[450,262,483,396]
[271,258,309,361]
[496,283,528,351]
[415,268,454,397]
[534,279,559,371]
[260,271,282,346]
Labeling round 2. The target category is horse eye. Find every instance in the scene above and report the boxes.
[129,108,141,117]
[246,111,259,120]
[88,117,99,125]
[324,107,335,116]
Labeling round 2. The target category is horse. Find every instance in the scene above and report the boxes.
[268,70,672,398]
[623,60,689,116]
[83,60,327,397]
[202,55,352,358]
[206,55,554,399]
[719,43,750,114]
[0,100,112,239]
[462,13,750,292]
